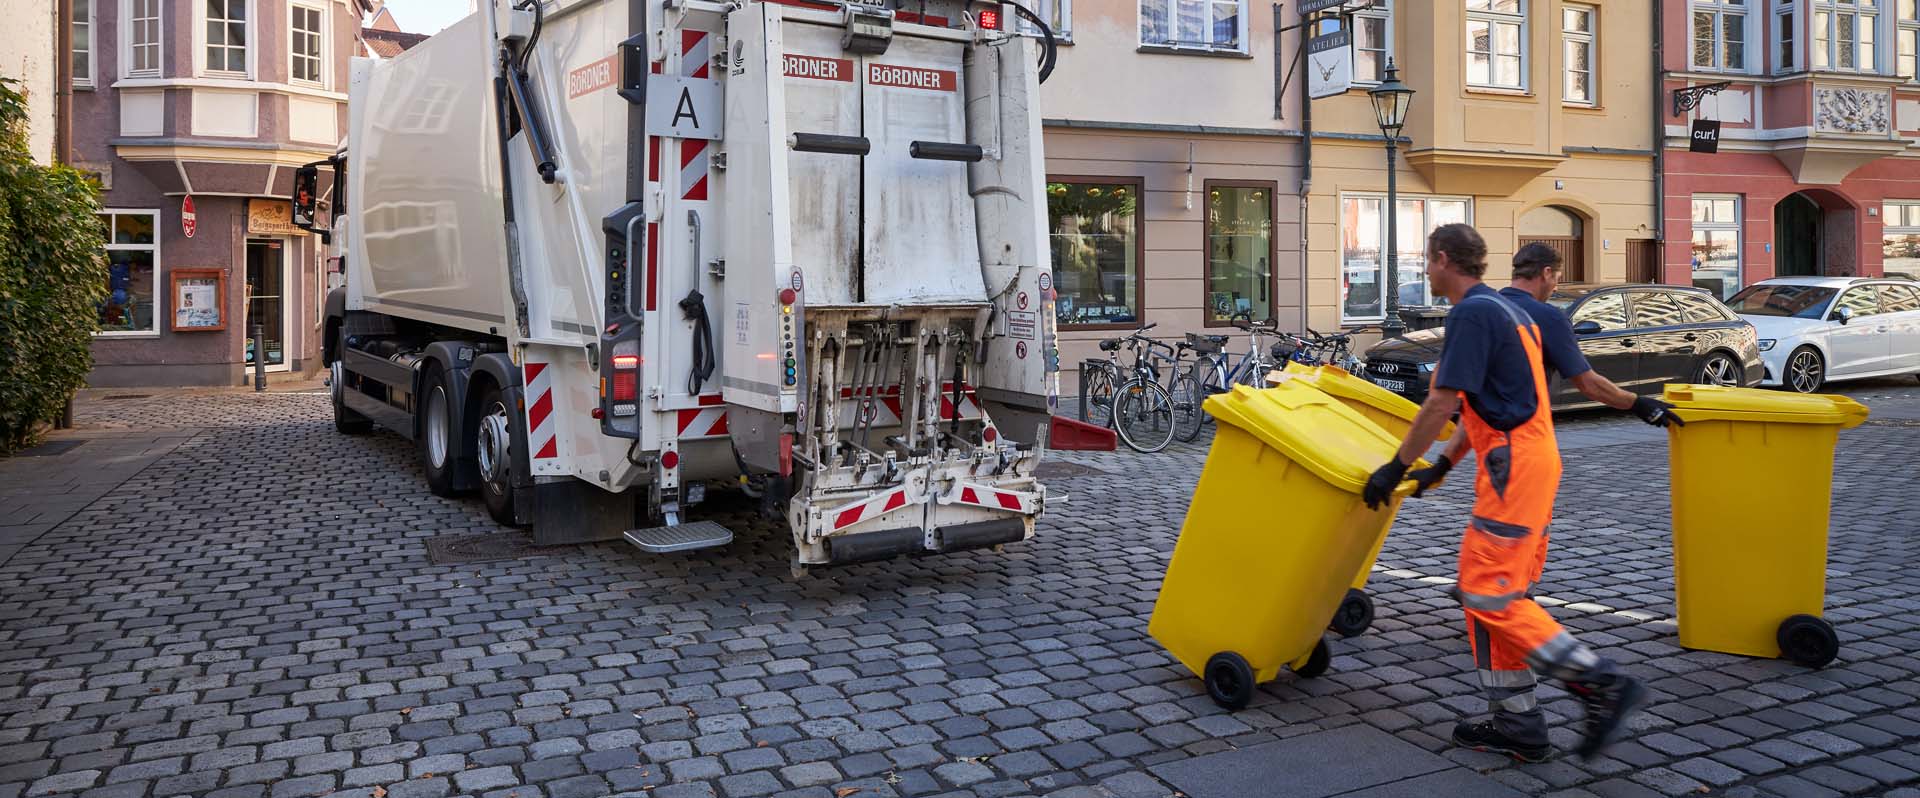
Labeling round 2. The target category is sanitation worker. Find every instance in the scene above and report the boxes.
[1362,224,1646,762]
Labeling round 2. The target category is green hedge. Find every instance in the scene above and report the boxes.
[0,77,107,454]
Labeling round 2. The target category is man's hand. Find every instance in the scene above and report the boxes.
[1406,454,1453,498]
[1630,395,1685,427]
[1363,458,1409,510]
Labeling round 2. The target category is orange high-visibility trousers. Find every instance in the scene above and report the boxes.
[1452,293,1600,741]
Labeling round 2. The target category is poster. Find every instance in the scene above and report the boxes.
[170,269,226,331]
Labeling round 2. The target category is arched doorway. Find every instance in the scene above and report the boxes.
[1518,205,1586,281]
[1775,193,1822,277]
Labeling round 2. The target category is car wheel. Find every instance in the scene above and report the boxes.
[1785,347,1825,394]
[1696,352,1741,388]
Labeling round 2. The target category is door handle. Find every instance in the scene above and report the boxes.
[1684,333,1698,341]
[1620,339,1635,347]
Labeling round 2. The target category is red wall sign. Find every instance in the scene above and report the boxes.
[181,195,197,238]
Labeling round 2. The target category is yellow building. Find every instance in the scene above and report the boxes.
[1303,0,1659,332]
[1036,1,1659,389]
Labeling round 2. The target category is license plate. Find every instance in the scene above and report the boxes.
[1371,377,1407,393]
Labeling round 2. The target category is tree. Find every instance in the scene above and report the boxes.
[0,77,107,453]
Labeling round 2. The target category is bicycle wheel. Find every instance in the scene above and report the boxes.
[1114,381,1175,453]
[1081,366,1117,428]
[1236,359,1271,388]
[1170,372,1206,442]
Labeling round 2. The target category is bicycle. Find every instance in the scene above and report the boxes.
[1111,330,1181,453]
[1292,326,1377,373]
[1179,315,1292,442]
[1078,323,1159,430]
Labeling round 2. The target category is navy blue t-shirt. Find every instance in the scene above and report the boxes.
[1498,286,1593,380]
[1433,284,1540,431]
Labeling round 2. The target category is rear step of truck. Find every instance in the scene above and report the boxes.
[623,521,734,553]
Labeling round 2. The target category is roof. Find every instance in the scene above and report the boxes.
[1545,282,1708,302]
[362,27,431,58]
[1750,276,1885,287]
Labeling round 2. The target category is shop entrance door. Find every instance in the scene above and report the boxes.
[246,238,290,372]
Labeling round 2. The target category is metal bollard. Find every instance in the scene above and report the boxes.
[252,322,267,392]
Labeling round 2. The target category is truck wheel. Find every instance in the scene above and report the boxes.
[331,358,372,435]
[475,382,519,526]
[420,365,464,497]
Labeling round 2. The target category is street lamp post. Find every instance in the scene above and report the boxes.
[1369,59,1415,338]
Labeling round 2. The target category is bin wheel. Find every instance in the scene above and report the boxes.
[1292,639,1332,679]
[1203,652,1256,711]
[1777,614,1839,668]
[1329,588,1375,638]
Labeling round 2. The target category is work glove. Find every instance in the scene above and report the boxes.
[1362,458,1409,511]
[1406,454,1453,498]
[1630,395,1685,428]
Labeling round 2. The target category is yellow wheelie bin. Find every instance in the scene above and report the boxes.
[1149,381,1415,710]
[1662,384,1870,668]
[1281,363,1454,638]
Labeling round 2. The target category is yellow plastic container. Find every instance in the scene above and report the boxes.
[1279,364,1452,636]
[1663,384,1869,667]
[1149,381,1414,709]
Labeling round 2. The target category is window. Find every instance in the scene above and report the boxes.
[1049,179,1142,327]
[1563,5,1596,103]
[1691,195,1742,300]
[1140,0,1246,52]
[1879,282,1920,311]
[1013,0,1072,41]
[1692,0,1749,71]
[1630,292,1691,328]
[1814,0,1878,71]
[1354,1,1393,82]
[1204,183,1274,324]
[1882,201,1920,274]
[1340,195,1471,323]
[1467,0,1528,89]
[72,0,94,88]
[1726,283,1838,317]
[98,211,160,336]
[1572,293,1629,330]
[206,0,249,75]
[1900,0,1919,76]
[1673,292,1737,322]
[1779,0,1800,72]
[126,0,161,76]
[1833,285,1884,317]
[291,4,325,85]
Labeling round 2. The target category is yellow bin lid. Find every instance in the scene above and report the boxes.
[1662,384,1870,428]
[1280,362,1455,441]
[1203,382,1413,495]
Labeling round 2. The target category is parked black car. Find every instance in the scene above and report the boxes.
[1360,283,1765,410]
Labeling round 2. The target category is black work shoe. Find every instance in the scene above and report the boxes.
[1451,719,1553,763]
[1568,672,1648,759]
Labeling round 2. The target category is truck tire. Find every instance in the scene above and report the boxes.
[474,382,519,526]
[420,365,465,497]
[331,358,372,435]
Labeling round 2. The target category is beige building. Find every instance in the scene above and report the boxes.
[1038,0,1659,389]
[3,0,61,163]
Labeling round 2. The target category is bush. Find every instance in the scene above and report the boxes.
[0,77,107,453]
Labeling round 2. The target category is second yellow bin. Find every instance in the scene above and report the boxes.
[1663,384,1868,668]
[1148,381,1414,710]
[1281,363,1453,637]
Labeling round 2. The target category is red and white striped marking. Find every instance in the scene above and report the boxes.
[523,361,558,460]
[830,486,913,532]
[949,483,1033,514]
[675,394,729,439]
[838,383,982,427]
[679,30,711,202]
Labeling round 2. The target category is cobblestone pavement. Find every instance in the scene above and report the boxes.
[1,379,1917,798]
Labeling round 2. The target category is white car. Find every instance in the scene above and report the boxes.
[1724,276,1920,393]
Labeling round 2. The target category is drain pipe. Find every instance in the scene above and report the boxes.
[1651,0,1666,283]
[1297,3,1313,329]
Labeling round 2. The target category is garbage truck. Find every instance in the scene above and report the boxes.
[295,0,1080,573]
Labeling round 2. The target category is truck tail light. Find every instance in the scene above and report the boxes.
[977,8,1001,30]
[610,342,640,410]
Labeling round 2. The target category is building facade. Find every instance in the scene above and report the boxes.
[1664,0,1920,296]
[1037,1,1659,389]
[64,0,368,386]
[3,0,61,164]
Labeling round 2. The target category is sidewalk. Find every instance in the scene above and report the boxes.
[0,428,202,565]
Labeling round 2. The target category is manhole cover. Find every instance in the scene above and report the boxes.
[1036,461,1109,479]
[101,394,152,401]
[426,533,565,564]
[14,440,85,457]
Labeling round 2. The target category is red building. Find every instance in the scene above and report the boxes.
[1663,0,1920,301]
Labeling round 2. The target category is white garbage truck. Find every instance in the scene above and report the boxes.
[296,0,1095,572]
